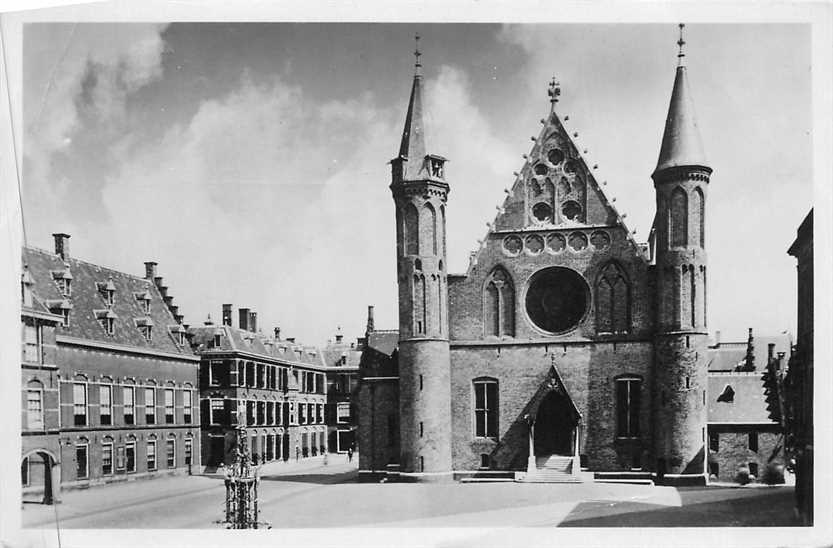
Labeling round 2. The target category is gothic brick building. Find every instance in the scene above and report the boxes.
[359,32,714,484]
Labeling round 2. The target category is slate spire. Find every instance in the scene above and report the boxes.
[653,24,710,177]
[395,34,429,181]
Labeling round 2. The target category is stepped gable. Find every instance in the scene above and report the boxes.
[466,85,647,274]
[23,246,192,355]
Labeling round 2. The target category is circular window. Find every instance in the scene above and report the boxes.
[568,232,588,251]
[503,235,523,255]
[547,233,566,253]
[525,267,589,333]
[525,234,544,254]
[534,163,548,176]
[590,230,611,250]
[547,148,564,165]
[562,200,582,221]
[532,202,553,223]
[563,159,577,174]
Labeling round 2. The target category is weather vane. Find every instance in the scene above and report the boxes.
[414,33,422,73]
[548,76,561,103]
[677,23,686,64]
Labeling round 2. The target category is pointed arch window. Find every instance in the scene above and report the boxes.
[413,274,427,335]
[425,203,438,256]
[692,187,704,248]
[483,267,515,337]
[669,187,688,247]
[595,262,630,334]
[403,203,419,255]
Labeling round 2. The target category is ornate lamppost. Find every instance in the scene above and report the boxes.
[218,426,270,529]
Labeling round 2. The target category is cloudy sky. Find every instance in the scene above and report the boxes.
[20,22,811,346]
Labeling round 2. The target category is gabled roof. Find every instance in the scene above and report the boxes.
[366,330,399,357]
[708,333,792,372]
[321,338,363,369]
[708,372,776,424]
[189,324,326,368]
[23,246,193,355]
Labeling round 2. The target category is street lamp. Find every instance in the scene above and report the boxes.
[218,426,270,529]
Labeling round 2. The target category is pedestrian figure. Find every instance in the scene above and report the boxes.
[295,446,300,462]
[347,447,354,463]
[323,452,329,466]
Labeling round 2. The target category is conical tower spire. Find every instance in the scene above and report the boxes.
[653,24,709,177]
[397,35,428,177]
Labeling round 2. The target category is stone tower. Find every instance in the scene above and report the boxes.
[389,39,453,478]
[652,26,712,485]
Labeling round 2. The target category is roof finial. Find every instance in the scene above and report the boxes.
[677,23,686,65]
[414,33,422,76]
[548,75,561,104]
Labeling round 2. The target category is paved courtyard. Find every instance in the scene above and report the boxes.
[20,454,802,530]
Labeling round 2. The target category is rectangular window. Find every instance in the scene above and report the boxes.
[75,443,88,480]
[140,325,152,341]
[183,390,192,424]
[99,385,112,426]
[748,431,758,452]
[165,389,174,424]
[145,387,156,424]
[749,462,759,478]
[337,402,351,424]
[26,389,44,430]
[123,387,135,425]
[116,445,125,471]
[209,361,223,386]
[102,443,113,475]
[23,322,40,363]
[185,438,193,466]
[73,383,87,426]
[299,402,306,425]
[474,380,498,438]
[62,308,70,327]
[126,442,136,473]
[616,378,641,437]
[709,431,719,452]
[147,440,157,471]
[166,439,175,468]
[211,399,224,425]
[21,457,30,486]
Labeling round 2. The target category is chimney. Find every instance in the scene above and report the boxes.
[366,305,375,333]
[169,305,179,317]
[336,333,344,343]
[53,233,70,260]
[768,343,776,361]
[153,276,163,288]
[249,311,258,333]
[274,327,281,340]
[144,261,158,280]
[714,330,721,347]
[286,337,296,343]
[204,313,214,326]
[239,308,250,331]
[222,304,233,327]
[163,295,173,305]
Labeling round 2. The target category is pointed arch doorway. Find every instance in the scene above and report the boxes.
[534,390,579,457]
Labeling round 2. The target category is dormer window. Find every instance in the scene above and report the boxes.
[95,310,117,335]
[169,325,187,346]
[52,266,73,297]
[135,317,154,342]
[61,308,70,327]
[47,299,72,327]
[134,291,151,314]
[427,154,446,179]
[99,279,116,307]
[213,331,223,348]
[21,268,33,308]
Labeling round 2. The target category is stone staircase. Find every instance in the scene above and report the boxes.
[521,455,583,483]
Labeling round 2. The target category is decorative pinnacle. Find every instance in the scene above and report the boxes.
[677,23,686,65]
[548,76,561,103]
[414,33,422,75]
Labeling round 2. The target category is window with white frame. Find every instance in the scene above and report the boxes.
[615,376,641,438]
[164,388,174,424]
[61,308,70,327]
[102,442,114,475]
[209,361,223,386]
[125,441,136,473]
[337,402,351,424]
[147,440,157,471]
[473,379,498,438]
[299,402,306,424]
[75,442,89,479]
[123,386,135,425]
[23,321,40,363]
[183,390,192,424]
[210,399,224,425]
[139,324,152,341]
[166,438,176,468]
[144,387,156,425]
[26,388,44,430]
[99,385,112,426]
[184,437,193,466]
[73,383,87,426]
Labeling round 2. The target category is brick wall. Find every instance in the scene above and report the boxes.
[707,425,783,482]
[357,379,399,472]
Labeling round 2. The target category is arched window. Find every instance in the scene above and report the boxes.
[425,203,438,256]
[413,274,426,335]
[669,187,688,247]
[692,187,704,248]
[473,378,498,438]
[595,262,630,334]
[483,267,515,337]
[690,264,697,328]
[403,203,419,255]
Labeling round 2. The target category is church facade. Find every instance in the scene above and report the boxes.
[358,32,712,485]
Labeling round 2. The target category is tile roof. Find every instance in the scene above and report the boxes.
[23,246,193,356]
[189,324,326,368]
[708,334,792,372]
[321,339,363,369]
[708,372,776,424]
[366,330,399,357]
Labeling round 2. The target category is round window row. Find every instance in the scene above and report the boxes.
[502,230,611,256]
[532,148,578,177]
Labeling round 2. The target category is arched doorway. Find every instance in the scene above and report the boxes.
[21,450,58,505]
[534,390,578,457]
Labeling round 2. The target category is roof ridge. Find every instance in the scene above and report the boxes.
[24,245,153,283]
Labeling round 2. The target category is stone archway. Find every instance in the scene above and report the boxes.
[22,450,59,505]
[533,390,578,457]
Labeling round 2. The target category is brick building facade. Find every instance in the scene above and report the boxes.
[321,324,363,454]
[21,235,200,502]
[190,305,328,469]
[359,34,715,484]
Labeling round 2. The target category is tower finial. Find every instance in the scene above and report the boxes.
[548,76,561,104]
[677,23,686,65]
[414,33,422,76]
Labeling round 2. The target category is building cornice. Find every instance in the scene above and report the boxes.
[56,335,200,363]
